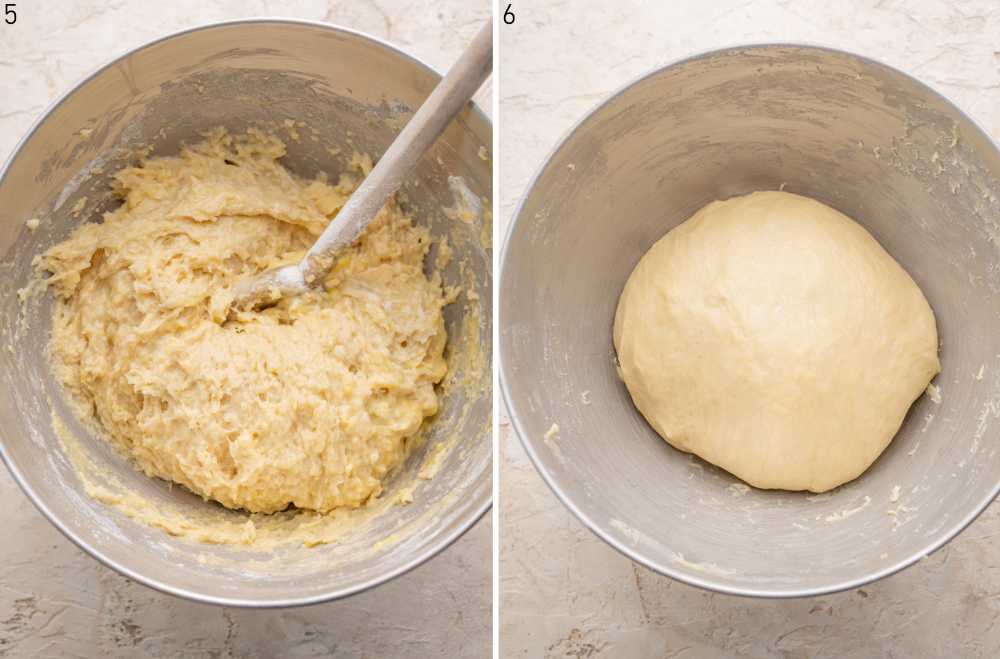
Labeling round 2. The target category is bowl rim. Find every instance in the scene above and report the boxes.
[0,16,492,609]
[499,41,1000,599]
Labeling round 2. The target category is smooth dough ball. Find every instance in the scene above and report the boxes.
[613,191,940,492]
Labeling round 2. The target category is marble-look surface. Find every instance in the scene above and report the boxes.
[0,2,490,657]
[500,1,1000,657]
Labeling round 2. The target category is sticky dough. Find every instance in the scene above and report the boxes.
[613,191,940,492]
[41,129,450,514]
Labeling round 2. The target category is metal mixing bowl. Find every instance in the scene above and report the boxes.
[500,44,1000,597]
[0,19,491,606]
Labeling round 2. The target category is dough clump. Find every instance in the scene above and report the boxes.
[613,191,940,492]
[42,129,449,514]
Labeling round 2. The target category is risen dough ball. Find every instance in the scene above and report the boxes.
[613,191,940,492]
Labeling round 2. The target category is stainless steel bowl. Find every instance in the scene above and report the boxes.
[0,19,492,607]
[500,44,1000,597]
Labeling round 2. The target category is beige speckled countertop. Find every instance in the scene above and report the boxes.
[0,2,490,657]
[500,1,1000,657]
